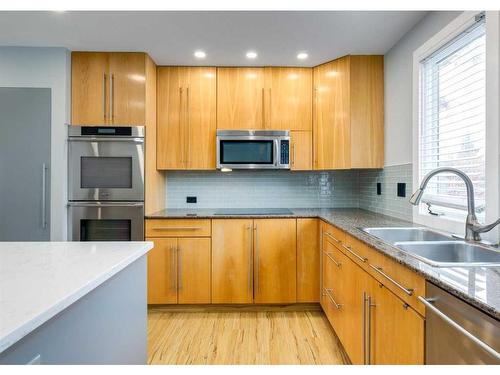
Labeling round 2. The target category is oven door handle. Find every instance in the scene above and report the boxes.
[67,202,144,207]
[68,137,144,143]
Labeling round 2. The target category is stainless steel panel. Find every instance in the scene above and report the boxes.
[68,136,144,201]
[68,202,144,241]
[361,227,453,243]
[425,282,500,364]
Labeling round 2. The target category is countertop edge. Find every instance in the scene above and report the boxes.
[0,242,154,354]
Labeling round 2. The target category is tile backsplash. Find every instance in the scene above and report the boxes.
[165,164,414,221]
[358,163,413,221]
[166,170,359,209]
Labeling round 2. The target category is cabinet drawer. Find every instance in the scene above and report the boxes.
[322,222,345,251]
[146,219,211,237]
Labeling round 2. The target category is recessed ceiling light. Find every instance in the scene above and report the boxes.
[194,50,206,59]
[246,51,258,59]
[297,52,308,60]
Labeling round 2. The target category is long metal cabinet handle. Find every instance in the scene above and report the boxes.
[324,288,342,309]
[254,225,259,294]
[41,163,47,229]
[261,88,265,128]
[369,264,413,296]
[179,87,183,165]
[152,226,202,231]
[362,292,368,364]
[323,251,341,267]
[103,73,107,121]
[342,244,368,263]
[418,296,500,361]
[170,245,176,292]
[291,142,296,167]
[177,246,182,290]
[110,73,114,122]
[324,231,340,243]
[366,295,374,364]
[247,225,253,292]
[186,86,190,168]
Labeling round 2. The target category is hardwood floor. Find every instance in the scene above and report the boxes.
[147,309,349,365]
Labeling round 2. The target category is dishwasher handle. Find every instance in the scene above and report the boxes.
[418,296,500,361]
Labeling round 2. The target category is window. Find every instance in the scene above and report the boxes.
[417,14,486,222]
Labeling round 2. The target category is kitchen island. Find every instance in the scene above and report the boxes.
[0,241,153,364]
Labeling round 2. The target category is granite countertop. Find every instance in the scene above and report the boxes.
[0,241,154,354]
[147,207,500,319]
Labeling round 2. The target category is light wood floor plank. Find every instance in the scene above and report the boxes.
[148,310,349,365]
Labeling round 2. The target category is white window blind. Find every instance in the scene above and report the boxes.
[419,16,486,220]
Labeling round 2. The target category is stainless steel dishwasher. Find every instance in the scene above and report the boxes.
[420,282,500,364]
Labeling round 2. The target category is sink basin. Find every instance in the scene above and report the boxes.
[395,241,500,267]
[362,227,452,244]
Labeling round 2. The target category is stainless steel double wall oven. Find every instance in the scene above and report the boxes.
[68,126,145,241]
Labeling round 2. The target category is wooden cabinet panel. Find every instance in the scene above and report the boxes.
[212,219,254,303]
[146,238,177,304]
[290,131,312,170]
[108,52,146,125]
[313,55,384,170]
[145,219,211,238]
[321,236,344,336]
[253,219,296,304]
[369,282,425,364]
[217,67,265,130]
[177,238,211,304]
[157,67,188,169]
[265,67,312,131]
[350,56,384,168]
[297,218,319,302]
[185,67,217,169]
[313,57,351,170]
[71,52,109,125]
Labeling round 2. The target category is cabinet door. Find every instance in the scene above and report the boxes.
[297,218,319,302]
[266,67,312,131]
[290,131,312,170]
[177,237,211,304]
[185,67,217,169]
[313,57,351,170]
[108,52,146,125]
[253,219,296,303]
[157,67,188,169]
[212,219,253,303]
[217,67,265,130]
[369,282,425,365]
[71,52,109,125]
[321,236,344,336]
[146,238,177,304]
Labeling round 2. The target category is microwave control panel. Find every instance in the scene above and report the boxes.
[280,140,290,165]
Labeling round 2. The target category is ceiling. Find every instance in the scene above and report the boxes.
[0,11,427,66]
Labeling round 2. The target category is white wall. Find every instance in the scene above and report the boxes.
[0,47,70,240]
[384,11,461,166]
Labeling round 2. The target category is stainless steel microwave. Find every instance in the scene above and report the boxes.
[68,126,144,201]
[216,130,290,170]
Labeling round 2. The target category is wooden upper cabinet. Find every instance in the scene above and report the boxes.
[157,66,216,170]
[253,219,297,304]
[313,55,384,170]
[71,52,109,125]
[265,67,312,131]
[71,52,146,126]
[217,67,265,130]
[212,219,254,304]
[290,131,312,170]
[108,53,146,125]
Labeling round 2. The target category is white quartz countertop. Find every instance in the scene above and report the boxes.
[0,241,153,354]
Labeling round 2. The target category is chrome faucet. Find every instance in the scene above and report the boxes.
[409,167,500,242]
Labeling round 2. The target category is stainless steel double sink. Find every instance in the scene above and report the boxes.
[361,227,500,267]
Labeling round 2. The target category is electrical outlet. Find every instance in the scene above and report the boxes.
[186,196,197,204]
[376,182,382,195]
[397,183,406,198]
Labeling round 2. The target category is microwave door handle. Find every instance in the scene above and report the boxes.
[274,139,279,166]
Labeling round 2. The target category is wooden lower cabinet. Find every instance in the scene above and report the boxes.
[254,219,297,304]
[297,218,319,302]
[146,237,211,304]
[147,238,177,304]
[177,238,211,304]
[212,219,254,303]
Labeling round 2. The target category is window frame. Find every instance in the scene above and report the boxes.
[412,11,499,241]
